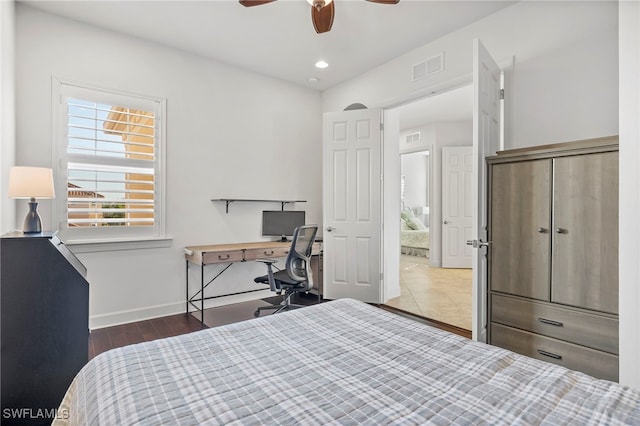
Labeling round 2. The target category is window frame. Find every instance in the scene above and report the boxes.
[52,78,167,246]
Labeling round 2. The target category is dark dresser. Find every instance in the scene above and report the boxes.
[1,232,89,425]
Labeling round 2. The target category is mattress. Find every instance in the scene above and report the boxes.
[55,299,640,425]
[400,228,429,250]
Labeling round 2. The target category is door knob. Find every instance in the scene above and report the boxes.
[537,227,548,233]
[467,240,492,248]
[555,228,568,234]
[443,220,450,224]
[326,226,335,232]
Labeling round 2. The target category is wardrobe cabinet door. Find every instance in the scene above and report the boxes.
[552,152,619,314]
[490,159,552,300]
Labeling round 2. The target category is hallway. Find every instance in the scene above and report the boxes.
[385,254,472,330]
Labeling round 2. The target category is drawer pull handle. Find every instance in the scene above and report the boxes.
[264,250,274,256]
[537,349,562,360]
[538,317,564,327]
[218,254,230,260]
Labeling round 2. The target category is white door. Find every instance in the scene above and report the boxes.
[322,108,382,303]
[471,39,503,342]
[442,146,473,268]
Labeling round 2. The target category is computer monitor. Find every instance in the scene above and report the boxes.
[261,210,305,242]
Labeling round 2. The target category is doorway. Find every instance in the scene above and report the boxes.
[384,85,473,331]
[322,39,503,342]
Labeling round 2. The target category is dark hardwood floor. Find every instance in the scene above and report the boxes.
[88,293,322,360]
[88,311,204,359]
[89,294,469,360]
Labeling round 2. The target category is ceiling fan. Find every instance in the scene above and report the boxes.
[239,0,399,34]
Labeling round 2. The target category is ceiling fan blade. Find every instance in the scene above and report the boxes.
[311,1,335,34]
[366,0,400,4]
[239,0,276,7]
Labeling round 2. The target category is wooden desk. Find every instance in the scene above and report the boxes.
[185,241,322,325]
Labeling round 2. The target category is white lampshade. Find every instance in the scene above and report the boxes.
[8,166,55,199]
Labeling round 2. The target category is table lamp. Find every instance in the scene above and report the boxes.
[8,166,56,233]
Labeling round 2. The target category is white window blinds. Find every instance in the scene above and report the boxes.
[66,100,155,227]
[55,81,165,241]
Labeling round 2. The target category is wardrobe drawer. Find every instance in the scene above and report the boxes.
[491,294,618,354]
[244,246,289,261]
[490,323,618,382]
[201,249,244,264]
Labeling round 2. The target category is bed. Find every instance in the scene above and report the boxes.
[400,227,430,256]
[55,299,640,425]
[400,209,429,256]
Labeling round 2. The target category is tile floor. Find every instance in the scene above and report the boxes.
[385,254,473,330]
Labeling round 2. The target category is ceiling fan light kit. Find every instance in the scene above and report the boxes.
[307,0,333,11]
[239,0,399,34]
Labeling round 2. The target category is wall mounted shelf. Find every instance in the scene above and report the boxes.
[211,199,307,213]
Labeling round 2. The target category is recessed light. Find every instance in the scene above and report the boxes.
[315,60,329,69]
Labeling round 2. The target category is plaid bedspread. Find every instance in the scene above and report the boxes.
[55,299,640,425]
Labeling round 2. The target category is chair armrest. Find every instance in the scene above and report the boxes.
[256,259,279,292]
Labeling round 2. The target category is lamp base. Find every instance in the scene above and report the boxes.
[23,200,43,234]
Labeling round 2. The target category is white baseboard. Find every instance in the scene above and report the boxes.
[89,289,273,330]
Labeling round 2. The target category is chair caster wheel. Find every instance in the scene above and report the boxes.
[254,310,260,317]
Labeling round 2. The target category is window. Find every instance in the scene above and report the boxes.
[53,80,166,243]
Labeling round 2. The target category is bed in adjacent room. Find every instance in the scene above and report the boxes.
[55,299,640,425]
[400,209,429,256]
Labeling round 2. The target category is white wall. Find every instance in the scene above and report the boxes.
[618,0,640,390]
[509,29,618,147]
[0,0,15,234]
[399,126,435,154]
[14,5,323,328]
[400,152,428,218]
[322,1,618,150]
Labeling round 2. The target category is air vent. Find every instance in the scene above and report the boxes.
[405,132,421,144]
[412,61,427,81]
[412,52,444,81]
[426,53,444,75]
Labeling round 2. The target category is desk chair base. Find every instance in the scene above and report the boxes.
[254,291,305,317]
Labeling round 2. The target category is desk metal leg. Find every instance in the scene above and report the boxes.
[191,262,234,327]
[185,260,266,328]
[185,260,189,315]
[201,262,205,326]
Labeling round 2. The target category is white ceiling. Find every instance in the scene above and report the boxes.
[395,84,472,130]
[21,0,514,91]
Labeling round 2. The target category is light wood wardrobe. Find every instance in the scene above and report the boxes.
[486,136,619,381]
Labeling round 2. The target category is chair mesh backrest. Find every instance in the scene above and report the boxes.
[286,225,318,283]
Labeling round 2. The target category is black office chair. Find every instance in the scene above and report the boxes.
[253,225,318,316]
